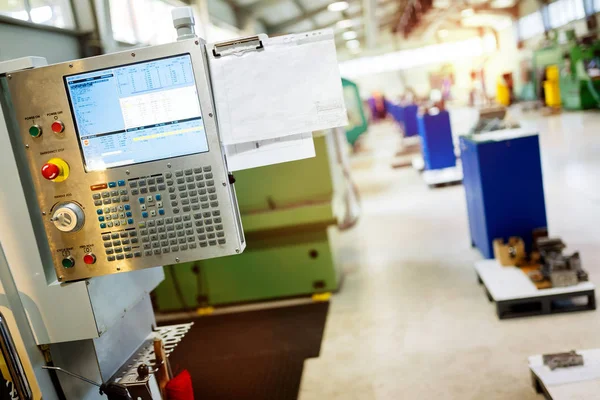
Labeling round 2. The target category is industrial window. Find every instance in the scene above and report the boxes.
[109,0,183,45]
[0,0,75,29]
[548,0,585,28]
[518,11,545,40]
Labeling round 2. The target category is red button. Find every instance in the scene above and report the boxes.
[83,254,96,265]
[51,121,64,133]
[41,163,60,180]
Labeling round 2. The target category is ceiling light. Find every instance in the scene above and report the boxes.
[328,1,349,12]
[438,29,449,38]
[342,31,358,40]
[490,0,516,8]
[461,8,475,17]
[346,39,360,49]
[337,19,355,29]
[350,47,362,55]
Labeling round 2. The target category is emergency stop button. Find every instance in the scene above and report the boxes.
[41,163,60,180]
[51,121,64,133]
[41,158,70,182]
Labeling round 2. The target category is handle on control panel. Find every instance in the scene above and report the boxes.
[50,202,85,233]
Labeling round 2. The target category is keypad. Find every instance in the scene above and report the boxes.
[95,167,223,263]
[94,186,133,229]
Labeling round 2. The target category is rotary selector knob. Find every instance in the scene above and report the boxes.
[51,203,85,233]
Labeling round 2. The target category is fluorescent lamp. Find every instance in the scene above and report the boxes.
[328,2,349,12]
[337,19,354,29]
[490,0,516,8]
[461,8,475,17]
[346,39,360,49]
[342,31,358,40]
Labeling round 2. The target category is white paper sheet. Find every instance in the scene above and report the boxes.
[208,29,348,145]
[225,132,315,171]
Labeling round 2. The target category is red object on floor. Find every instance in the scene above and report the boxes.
[166,370,194,400]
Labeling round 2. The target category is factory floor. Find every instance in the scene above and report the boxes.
[298,108,600,399]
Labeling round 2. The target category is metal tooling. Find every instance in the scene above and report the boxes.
[537,237,589,288]
[543,351,584,370]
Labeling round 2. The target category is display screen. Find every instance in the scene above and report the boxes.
[65,54,208,171]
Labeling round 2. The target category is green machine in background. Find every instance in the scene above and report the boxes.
[342,78,368,147]
[530,29,600,110]
[560,40,600,110]
[153,129,359,311]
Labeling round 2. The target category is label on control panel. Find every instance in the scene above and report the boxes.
[40,148,65,156]
[57,247,73,257]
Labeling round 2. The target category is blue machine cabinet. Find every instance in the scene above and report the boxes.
[418,110,456,170]
[386,101,405,131]
[403,104,419,137]
[460,132,548,259]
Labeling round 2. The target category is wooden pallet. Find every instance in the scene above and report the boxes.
[475,260,596,320]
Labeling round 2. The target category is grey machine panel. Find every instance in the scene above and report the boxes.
[6,39,245,282]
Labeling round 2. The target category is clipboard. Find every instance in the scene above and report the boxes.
[206,29,348,146]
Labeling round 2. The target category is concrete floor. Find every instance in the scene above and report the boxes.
[298,108,600,400]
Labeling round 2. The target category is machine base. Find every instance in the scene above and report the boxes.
[422,166,463,188]
[153,229,340,311]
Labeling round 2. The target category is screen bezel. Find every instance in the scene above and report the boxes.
[63,53,209,172]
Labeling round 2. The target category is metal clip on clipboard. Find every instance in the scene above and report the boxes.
[212,36,265,58]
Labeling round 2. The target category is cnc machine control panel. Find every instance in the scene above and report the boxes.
[7,39,245,282]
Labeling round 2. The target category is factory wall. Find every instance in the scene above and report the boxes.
[0,22,81,64]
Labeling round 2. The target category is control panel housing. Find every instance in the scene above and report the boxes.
[6,39,245,282]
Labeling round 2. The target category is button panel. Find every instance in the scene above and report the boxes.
[7,41,246,283]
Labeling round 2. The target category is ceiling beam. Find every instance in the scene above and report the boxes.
[269,0,397,34]
[269,3,335,33]
[241,0,283,15]
[335,12,398,47]
[290,0,318,29]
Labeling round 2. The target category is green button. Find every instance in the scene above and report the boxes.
[61,257,75,268]
[29,125,42,137]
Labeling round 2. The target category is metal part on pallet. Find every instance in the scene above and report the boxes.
[537,237,589,288]
[542,351,584,370]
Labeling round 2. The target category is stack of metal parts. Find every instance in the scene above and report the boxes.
[543,351,584,370]
[536,237,589,287]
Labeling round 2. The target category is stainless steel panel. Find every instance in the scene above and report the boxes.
[6,39,245,282]
[87,268,163,335]
[50,296,156,400]
[93,296,156,382]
